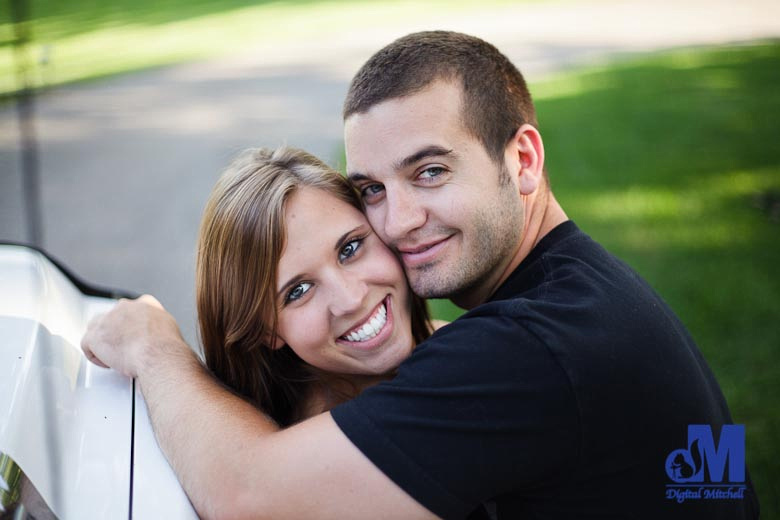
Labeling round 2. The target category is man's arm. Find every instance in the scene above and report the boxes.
[82,296,438,520]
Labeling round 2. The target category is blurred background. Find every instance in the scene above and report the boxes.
[1,0,778,512]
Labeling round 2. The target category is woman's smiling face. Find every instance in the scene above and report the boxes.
[275,186,414,376]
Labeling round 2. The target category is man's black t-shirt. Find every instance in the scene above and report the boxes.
[331,221,759,519]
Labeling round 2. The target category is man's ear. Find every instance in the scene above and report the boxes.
[506,123,545,196]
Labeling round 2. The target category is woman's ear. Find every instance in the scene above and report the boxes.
[506,123,545,195]
[264,333,286,350]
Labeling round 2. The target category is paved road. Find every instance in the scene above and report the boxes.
[1,0,778,347]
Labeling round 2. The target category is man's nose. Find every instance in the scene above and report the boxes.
[383,189,426,241]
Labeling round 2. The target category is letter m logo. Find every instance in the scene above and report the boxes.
[688,424,745,483]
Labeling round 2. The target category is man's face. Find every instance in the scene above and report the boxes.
[345,80,524,305]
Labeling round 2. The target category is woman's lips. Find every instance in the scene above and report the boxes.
[337,296,394,351]
[341,301,387,341]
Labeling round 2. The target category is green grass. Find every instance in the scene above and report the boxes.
[435,42,780,514]
[0,0,532,98]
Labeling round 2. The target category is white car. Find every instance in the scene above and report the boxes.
[0,243,197,519]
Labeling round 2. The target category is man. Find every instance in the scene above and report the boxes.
[82,31,758,519]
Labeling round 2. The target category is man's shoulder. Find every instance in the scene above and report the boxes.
[488,220,630,304]
[489,221,663,325]
[416,305,549,359]
[418,220,695,388]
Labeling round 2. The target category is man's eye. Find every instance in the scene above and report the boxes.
[360,184,385,202]
[286,282,312,303]
[419,166,446,179]
[339,238,363,262]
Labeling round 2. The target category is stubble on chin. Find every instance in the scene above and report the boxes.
[404,243,496,301]
[405,262,446,299]
[406,191,523,302]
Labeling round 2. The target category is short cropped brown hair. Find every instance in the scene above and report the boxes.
[343,31,538,165]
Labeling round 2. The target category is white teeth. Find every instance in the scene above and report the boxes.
[342,303,387,342]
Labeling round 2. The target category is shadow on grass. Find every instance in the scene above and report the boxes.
[538,42,780,190]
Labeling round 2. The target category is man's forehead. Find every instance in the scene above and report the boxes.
[349,81,462,125]
[344,83,466,177]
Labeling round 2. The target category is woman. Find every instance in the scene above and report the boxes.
[196,146,432,427]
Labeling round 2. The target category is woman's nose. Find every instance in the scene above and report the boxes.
[327,270,368,317]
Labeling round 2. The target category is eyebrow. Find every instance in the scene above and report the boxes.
[347,145,454,182]
[333,225,364,252]
[276,224,366,299]
[394,145,454,172]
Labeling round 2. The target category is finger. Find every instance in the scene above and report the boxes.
[138,294,163,309]
[85,311,106,332]
[82,345,110,368]
[81,329,94,354]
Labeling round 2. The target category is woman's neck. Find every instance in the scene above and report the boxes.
[294,372,390,421]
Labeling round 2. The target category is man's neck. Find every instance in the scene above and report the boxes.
[452,190,568,310]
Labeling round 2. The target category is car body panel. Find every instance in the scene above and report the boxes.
[0,244,197,518]
[132,385,198,519]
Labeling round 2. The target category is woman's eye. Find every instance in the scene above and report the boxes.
[285,282,312,303]
[339,238,363,262]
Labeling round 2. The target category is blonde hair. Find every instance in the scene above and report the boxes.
[196,146,430,426]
